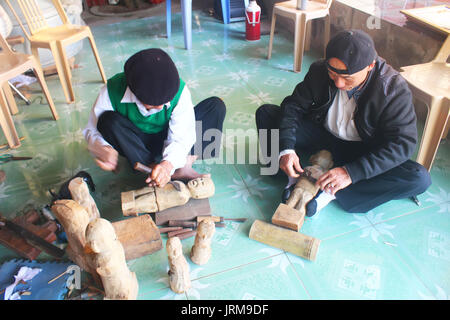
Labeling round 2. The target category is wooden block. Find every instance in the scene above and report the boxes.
[155,198,211,226]
[112,214,162,260]
[168,220,196,228]
[0,210,58,260]
[271,203,305,232]
[176,230,196,240]
[249,219,320,261]
[168,228,193,238]
[159,227,182,234]
[197,216,222,223]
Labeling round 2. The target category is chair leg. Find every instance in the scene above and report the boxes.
[304,20,311,52]
[51,42,75,103]
[0,85,21,149]
[293,15,307,73]
[166,0,172,38]
[267,11,276,60]
[181,0,192,50]
[2,83,18,115]
[31,59,59,121]
[416,97,450,171]
[323,14,331,57]
[221,0,230,24]
[87,31,107,83]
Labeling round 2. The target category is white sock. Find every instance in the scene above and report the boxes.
[305,190,336,217]
[315,191,336,211]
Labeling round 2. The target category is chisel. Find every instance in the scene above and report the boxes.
[197,216,247,223]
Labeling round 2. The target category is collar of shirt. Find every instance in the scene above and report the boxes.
[121,86,171,116]
[346,68,374,100]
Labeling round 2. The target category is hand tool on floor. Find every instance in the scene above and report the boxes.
[0,154,32,164]
[168,219,225,229]
[134,162,181,191]
[197,216,247,223]
[0,216,65,259]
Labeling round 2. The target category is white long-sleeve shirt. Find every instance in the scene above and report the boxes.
[279,89,361,160]
[83,84,196,171]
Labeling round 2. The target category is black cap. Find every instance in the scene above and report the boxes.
[325,30,377,75]
[124,48,180,106]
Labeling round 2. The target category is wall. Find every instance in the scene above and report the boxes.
[259,0,447,70]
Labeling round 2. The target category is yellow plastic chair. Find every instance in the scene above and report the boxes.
[5,0,107,104]
[400,35,450,171]
[267,0,332,73]
[0,33,58,149]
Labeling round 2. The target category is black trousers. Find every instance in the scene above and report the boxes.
[255,104,432,213]
[97,96,226,169]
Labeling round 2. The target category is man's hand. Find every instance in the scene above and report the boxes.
[279,153,303,178]
[94,145,118,172]
[145,160,173,188]
[316,167,352,195]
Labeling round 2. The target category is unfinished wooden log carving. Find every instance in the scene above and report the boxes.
[122,176,215,216]
[166,237,191,294]
[190,219,215,265]
[69,177,100,221]
[85,218,138,300]
[51,200,97,275]
[272,150,333,231]
[249,219,321,261]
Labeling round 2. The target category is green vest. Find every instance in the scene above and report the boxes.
[107,72,185,134]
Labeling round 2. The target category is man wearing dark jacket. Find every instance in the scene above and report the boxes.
[256,29,431,215]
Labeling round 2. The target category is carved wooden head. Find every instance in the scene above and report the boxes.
[309,150,333,170]
[187,176,215,199]
[166,236,183,258]
[85,218,118,253]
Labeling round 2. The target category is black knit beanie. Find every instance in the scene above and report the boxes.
[124,48,180,105]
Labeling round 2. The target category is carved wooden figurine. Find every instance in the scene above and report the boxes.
[190,219,215,265]
[51,200,98,279]
[85,218,139,300]
[68,177,100,221]
[166,237,191,294]
[272,150,334,231]
[122,176,215,216]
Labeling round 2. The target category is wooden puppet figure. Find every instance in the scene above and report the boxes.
[190,219,215,265]
[122,176,215,216]
[166,236,191,294]
[85,218,138,300]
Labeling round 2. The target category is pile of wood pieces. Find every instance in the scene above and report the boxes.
[120,173,247,294]
[249,150,334,262]
[0,208,62,261]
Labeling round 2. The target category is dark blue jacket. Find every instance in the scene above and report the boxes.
[279,57,417,183]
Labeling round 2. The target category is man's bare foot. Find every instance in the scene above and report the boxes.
[171,155,210,182]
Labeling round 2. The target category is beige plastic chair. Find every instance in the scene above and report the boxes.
[268,0,332,73]
[0,33,58,149]
[5,0,107,104]
[400,35,450,171]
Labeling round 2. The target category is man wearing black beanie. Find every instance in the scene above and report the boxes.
[84,48,226,187]
[256,30,431,215]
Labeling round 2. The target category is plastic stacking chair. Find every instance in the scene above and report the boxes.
[267,0,332,73]
[400,35,450,171]
[0,33,58,149]
[166,0,192,50]
[5,0,107,104]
